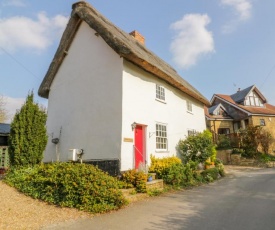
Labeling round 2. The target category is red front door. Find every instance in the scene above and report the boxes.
[134,125,144,169]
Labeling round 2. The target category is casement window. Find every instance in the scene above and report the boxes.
[186,100,192,112]
[156,123,168,150]
[156,85,165,101]
[218,128,230,135]
[260,119,266,126]
[187,129,197,136]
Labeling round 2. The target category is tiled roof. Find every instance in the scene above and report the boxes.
[0,123,10,134]
[216,94,275,115]
[230,85,254,103]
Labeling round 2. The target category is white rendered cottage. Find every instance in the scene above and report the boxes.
[38,1,210,173]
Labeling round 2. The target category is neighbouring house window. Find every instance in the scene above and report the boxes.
[260,119,266,126]
[156,123,167,150]
[245,92,264,107]
[218,128,230,135]
[188,129,197,136]
[186,100,192,112]
[156,85,165,101]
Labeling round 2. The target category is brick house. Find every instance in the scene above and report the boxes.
[206,85,275,152]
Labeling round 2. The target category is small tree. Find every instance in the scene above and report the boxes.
[239,125,261,158]
[8,92,48,167]
[258,129,274,154]
[177,130,216,164]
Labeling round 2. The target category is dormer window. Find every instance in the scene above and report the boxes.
[156,85,165,101]
[245,91,264,107]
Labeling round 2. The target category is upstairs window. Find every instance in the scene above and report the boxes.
[245,92,264,107]
[186,100,192,112]
[156,123,168,150]
[260,119,265,126]
[156,85,165,101]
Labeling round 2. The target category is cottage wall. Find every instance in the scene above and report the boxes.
[120,60,206,171]
[44,22,123,162]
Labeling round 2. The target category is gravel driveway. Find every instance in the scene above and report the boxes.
[0,180,91,230]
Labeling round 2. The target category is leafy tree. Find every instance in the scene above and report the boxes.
[239,125,261,157]
[8,92,48,167]
[177,130,216,164]
[0,95,9,122]
[258,129,274,154]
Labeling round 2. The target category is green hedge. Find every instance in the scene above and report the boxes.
[4,162,127,213]
[200,166,225,182]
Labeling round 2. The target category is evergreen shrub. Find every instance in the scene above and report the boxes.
[4,162,127,213]
[8,92,47,167]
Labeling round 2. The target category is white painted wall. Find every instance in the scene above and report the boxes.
[120,60,206,171]
[44,22,123,162]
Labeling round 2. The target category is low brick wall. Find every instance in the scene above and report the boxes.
[231,154,241,165]
[216,149,232,164]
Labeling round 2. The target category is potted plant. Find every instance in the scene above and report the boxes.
[147,173,153,182]
[205,161,212,169]
[0,167,6,174]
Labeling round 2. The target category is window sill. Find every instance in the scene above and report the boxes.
[186,110,193,115]
[155,150,169,153]
[155,98,167,104]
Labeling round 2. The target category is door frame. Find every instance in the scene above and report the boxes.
[133,124,147,169]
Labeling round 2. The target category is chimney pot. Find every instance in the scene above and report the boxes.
[129,30,145,45]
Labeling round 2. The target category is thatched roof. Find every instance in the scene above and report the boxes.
[38,1,210,106]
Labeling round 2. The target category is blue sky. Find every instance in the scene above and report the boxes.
[0,0,275,122]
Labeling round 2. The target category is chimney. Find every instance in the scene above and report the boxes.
[237,88,241,92]
[129,30,145,45]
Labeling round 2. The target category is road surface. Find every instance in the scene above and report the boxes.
[43,166,275,230]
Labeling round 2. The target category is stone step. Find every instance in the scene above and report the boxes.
[146,179,163,190]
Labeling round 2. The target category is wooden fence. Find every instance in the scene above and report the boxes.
[0,147,9,168]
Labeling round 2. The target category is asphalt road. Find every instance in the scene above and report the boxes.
[43,166,275,230]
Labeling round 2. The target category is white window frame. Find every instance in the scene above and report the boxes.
[156,85,165,101]
[186,100,192,113]
[156,123,168,151]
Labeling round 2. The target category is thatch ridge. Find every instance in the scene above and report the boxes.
[38,1,210,106]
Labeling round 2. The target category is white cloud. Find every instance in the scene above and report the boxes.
[2,0,26,7]
[170,14,215,69]
[221,0,252,33]
[221,0,252,21]
[3,96,47,123]
[3,96,25,123]
[0,12,68,53]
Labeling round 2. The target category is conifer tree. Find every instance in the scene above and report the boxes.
[8,92,48,167]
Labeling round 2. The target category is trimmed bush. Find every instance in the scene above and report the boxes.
[4,162,127,213]
[121,169,147,193]
[149,155,182,179]
[162,162,186,187]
